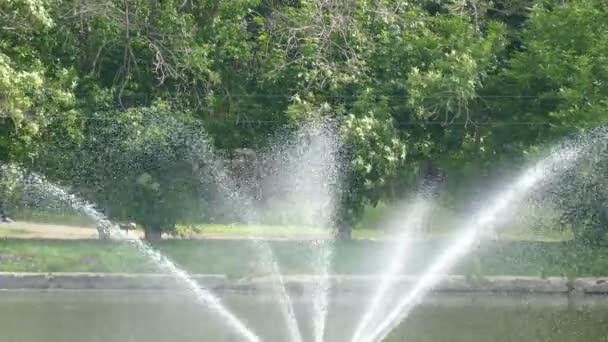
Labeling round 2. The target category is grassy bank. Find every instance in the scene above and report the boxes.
[0,238,606,277]
[176,223,573,242]
[175,224,385,240]
[9,210,96,227]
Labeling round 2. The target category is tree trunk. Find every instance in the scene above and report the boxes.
[574,225,605,246]
[78,0,87,72]
[336,221,352,240]
[96,225,111,240]
[144,225,162,241]
[0,200,9,223]
[577,204,608,246]
[96,205,111,240]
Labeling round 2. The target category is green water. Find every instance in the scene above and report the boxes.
[1,290,607,341]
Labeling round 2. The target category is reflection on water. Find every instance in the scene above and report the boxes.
[1,290,607,342]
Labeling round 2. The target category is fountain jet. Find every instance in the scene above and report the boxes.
[351,198,431,342]
[264,121,341,342]
[6,166,261,342]
[363,140,584,342]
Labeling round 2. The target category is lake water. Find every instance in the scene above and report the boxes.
[1,290,607,341]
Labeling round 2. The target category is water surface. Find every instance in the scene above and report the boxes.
[1,290,607,341]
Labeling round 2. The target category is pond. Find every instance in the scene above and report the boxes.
[1,290,607,341]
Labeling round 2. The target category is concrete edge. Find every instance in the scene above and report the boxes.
[1,273,608,294]
[0,273,228,290]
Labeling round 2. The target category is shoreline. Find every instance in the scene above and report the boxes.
[1,273,607,294]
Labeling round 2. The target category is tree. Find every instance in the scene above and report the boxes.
[0,164,19,220]
[0,0,75,164]
[36,105,210,240]
[496,0,608,244]
[495,0,608,144]
[337,107,407,239]
[43,0,274,150]
[5,0,607,239]
[550,134,608,245]
[362,4,508,203]
[255,0,510,237]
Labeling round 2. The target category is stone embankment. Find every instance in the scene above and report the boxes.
[1,273,608,295]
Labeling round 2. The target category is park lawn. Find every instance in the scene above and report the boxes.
[175,224,384,240]
[177,220,573,242]
[0,228,31,237]
[10,210,96,227]
[0,237,607,277]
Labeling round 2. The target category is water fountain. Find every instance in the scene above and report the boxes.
[3,166,261,342]
[257,120,341,342]
[179,124,305,342]
[360,139,584,342]
[351,198,432,342]
[0,120,602,342]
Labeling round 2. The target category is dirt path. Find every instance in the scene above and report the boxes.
[0,221,327,240]
[0,221,130,240]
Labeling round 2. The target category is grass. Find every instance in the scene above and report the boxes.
[175,224,383,239]
[0,205,591,276]
[174,223,573,242]
[9,202,571,242]
[0,228,30,237]
[10,209,95,227]
[1,237,608,277]
[0,239,157,273]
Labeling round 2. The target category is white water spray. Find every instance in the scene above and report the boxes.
[260,121,341,342]
[350,199,431,342]
[311,239,334,342]
[8,167,261,342]
[168,120,304,342]
[363,143,583,342]
[204,169,304,342]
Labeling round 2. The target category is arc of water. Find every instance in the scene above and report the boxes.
[17,169,261,342]
[254,241,304,342]
[350,199,431,342]
[311,239,333,342]
[261,121,341,342]
[201,171,304,342]
[304,126,340,342]
[362,145,582,342]
[185,130,303,342]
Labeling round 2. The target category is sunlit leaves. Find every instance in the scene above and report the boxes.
[503,0,608,139]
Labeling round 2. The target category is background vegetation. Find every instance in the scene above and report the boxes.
[1,0,607,242]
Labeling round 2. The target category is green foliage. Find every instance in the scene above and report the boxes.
[0,0,75,161]
[36,105,209,237]
[551,139,608,245]
[0,164,20,211]
[490,0,608,244]
[497,0,608,143]
[3,238,608,278]
[341,111,407,219]
[1,0,608,238]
